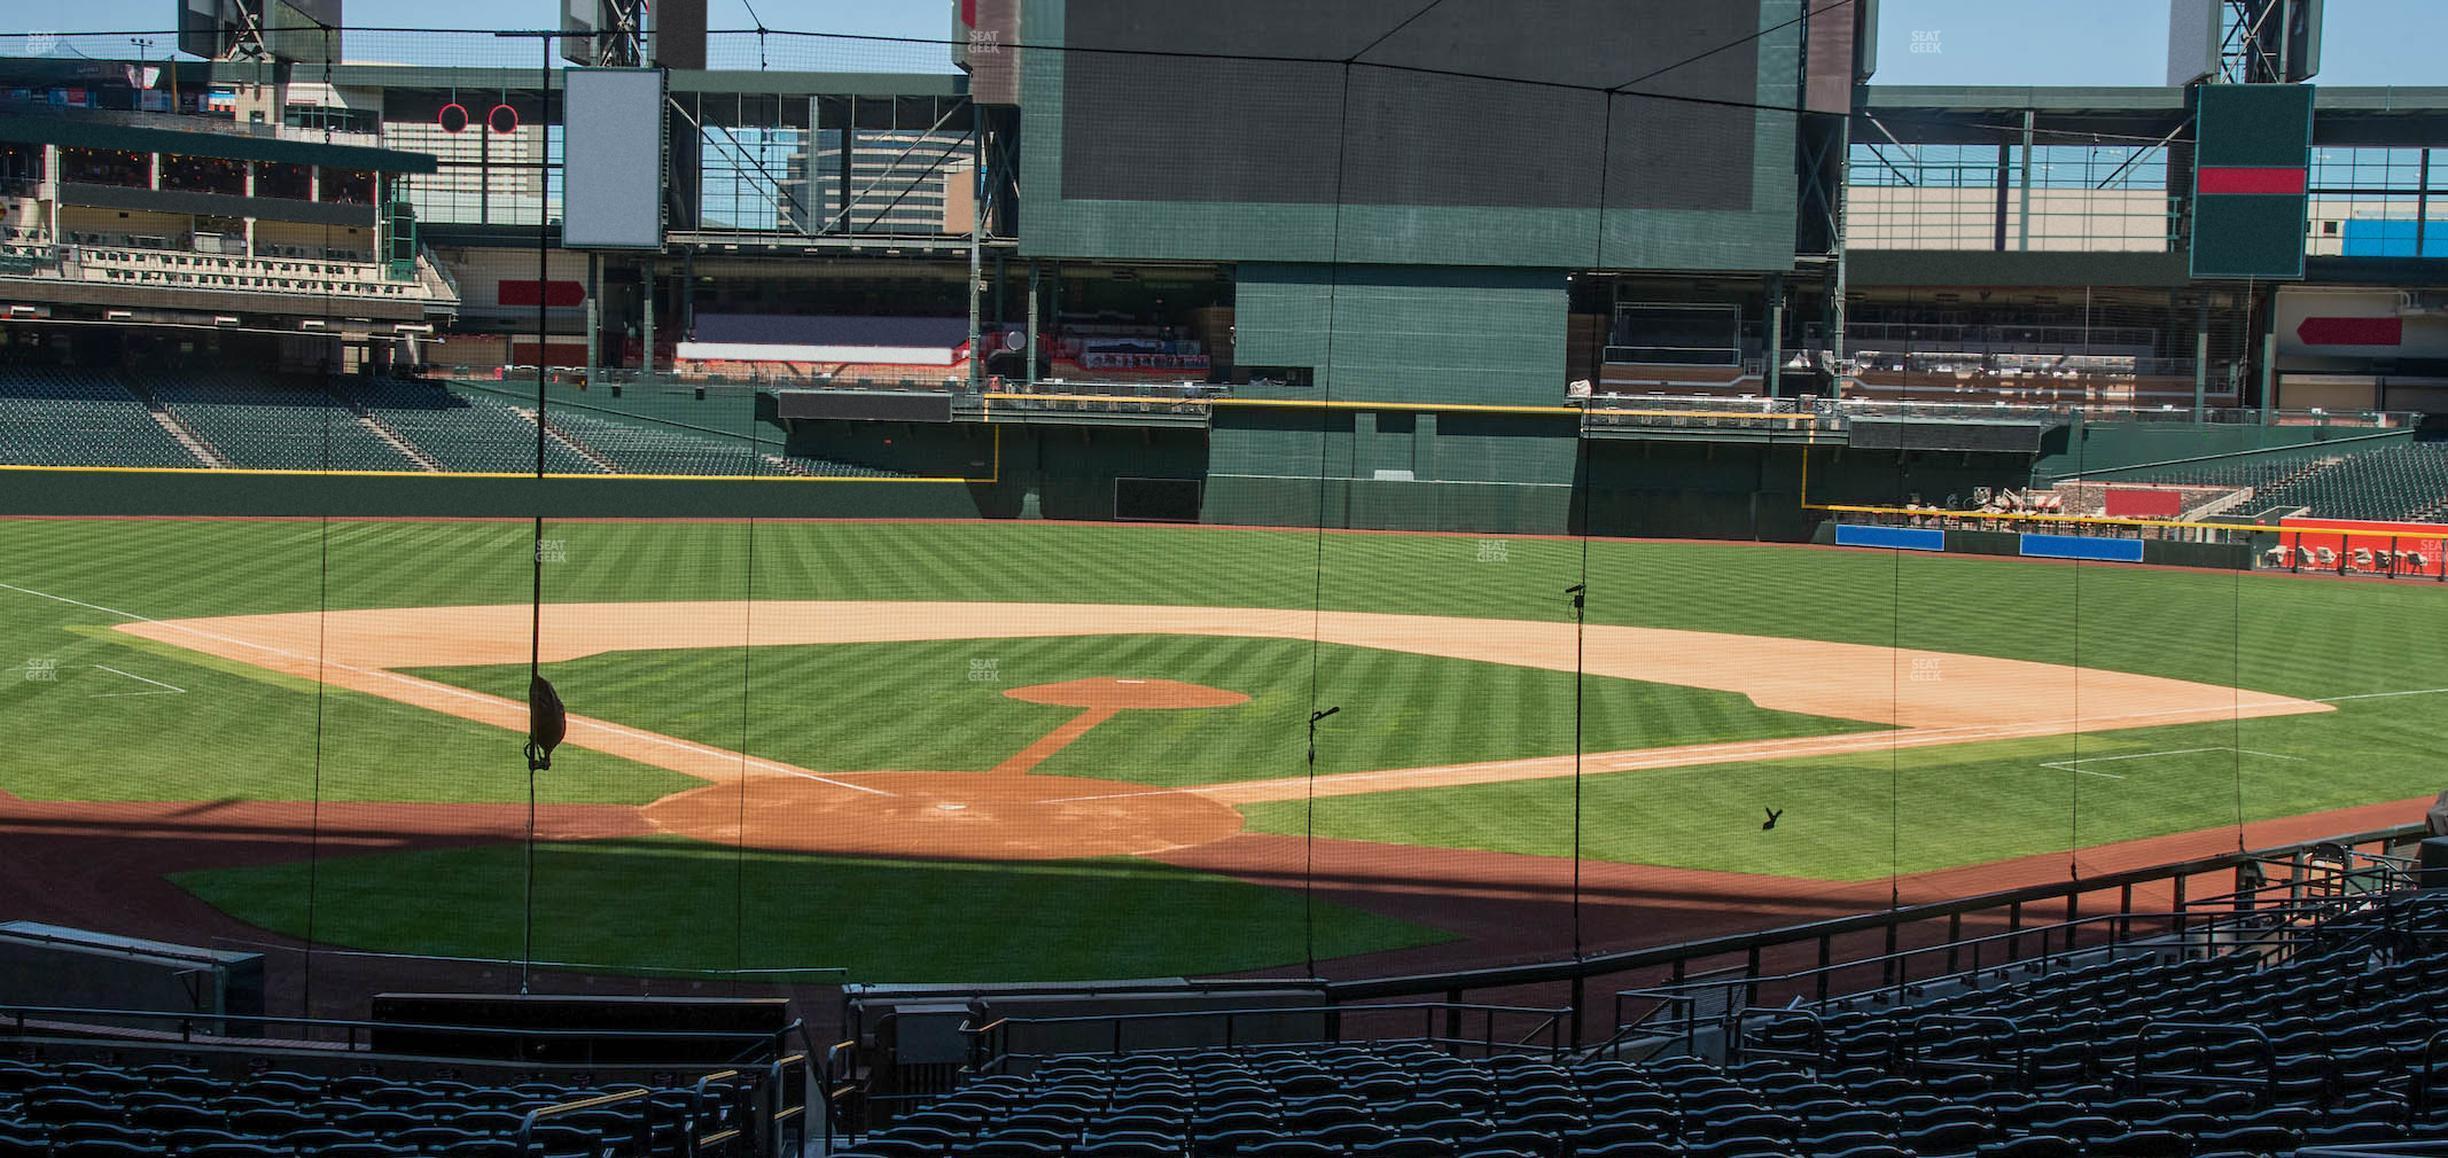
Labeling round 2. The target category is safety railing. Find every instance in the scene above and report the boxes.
[1903,1012,2028,1078]
[963,1001,1571,1077]
[514,1087,652,1156]
[688,1068,750,1156]
[1673,905,2331,1063]
[2131,1020,2279,1101]
[1570,391,2416,432]
[2182,845,2417,911]
[1601,983,1723,1060]
[1327,823,2421,1049]
[0,1004,805,1156]
[761,1051,811,1158]
[2296,1146,2448,1156]
[0,1001,801,1069]
[820,1038,861,1149]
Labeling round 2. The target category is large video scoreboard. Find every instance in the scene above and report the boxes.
[1019,0,1802,271]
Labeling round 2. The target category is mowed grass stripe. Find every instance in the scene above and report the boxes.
[406,634,1870,786]
[5,519,2445,814]
[1244,699,2441,880]
[12,516,2443,697]
[172,836,1447,982]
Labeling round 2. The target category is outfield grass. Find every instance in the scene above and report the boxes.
[4,517,2439,698]
[407,635,1870,785]
[170,836,1447,981]
[1243,712,2418,880]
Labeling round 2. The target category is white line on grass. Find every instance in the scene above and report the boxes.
[2316,687,2448,703]
[0,581,890,798]
[89,664,186,697]
[2039,746,2303,780]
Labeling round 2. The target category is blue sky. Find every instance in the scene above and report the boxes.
[3,0,2440,87]
[1871,0,2437,87]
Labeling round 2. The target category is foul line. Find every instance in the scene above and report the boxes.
[0,581,890,799]
[89,664,187,697]
[2317,687,2448,703]
[2040,746,2304,781]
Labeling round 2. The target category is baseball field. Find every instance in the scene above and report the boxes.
[2,517,2442,989]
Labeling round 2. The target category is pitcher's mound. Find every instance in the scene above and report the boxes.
[1005,677,1249,711]
[640,772,1244,860]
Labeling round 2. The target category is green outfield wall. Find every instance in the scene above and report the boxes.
[9,415,2387,546]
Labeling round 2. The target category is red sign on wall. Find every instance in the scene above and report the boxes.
[2104,487,2186,518]
[497,280,585,308]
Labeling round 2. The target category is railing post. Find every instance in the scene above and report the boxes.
[2007,901,2024,961]
[1816,936,1831,1005]
[1745,946,1762,1010]
[1569,976,1586,1049]
[1882,923,1899,988]
[1946,913,1963,975]
[1445,990,1462,1044]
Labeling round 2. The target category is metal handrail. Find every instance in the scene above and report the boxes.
[514,1086,652,1155]
[2132,1019,2278,1101]
[0,1002,799,1067]
[1733,1007,1827,1066]
[2412,1029,2448,1116]
[764,1051,809,1158]
[1599,988,1709,1059]
[1634,903,2335,1029]
[1331,824,2420,1007]
[964,1001,1572,1073]
[1904,1012,2028,1077]
[686,1068,745,1158]
[820,1039,860,1148]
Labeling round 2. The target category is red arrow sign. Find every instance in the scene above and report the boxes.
[2296,316,2403,346]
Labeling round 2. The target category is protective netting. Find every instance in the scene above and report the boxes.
[0,12,2441,1038]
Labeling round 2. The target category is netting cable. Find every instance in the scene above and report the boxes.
[1566,83,1619,962]
[298,22,340,1020]
[2233,515,2248,849]
[1299,56,1359,979]
[1889,524,1903,910]
[519,31,553,997]
[2067,414,2084,882]
[735,518,757,985]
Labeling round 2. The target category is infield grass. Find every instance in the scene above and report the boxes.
[406,635,1872,786]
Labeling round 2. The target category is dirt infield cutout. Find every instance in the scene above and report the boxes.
[114,601,2332,861]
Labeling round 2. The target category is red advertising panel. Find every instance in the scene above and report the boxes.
[2276,516,2448,578]
[2105,487,2187,518]
[496,280,586,308]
